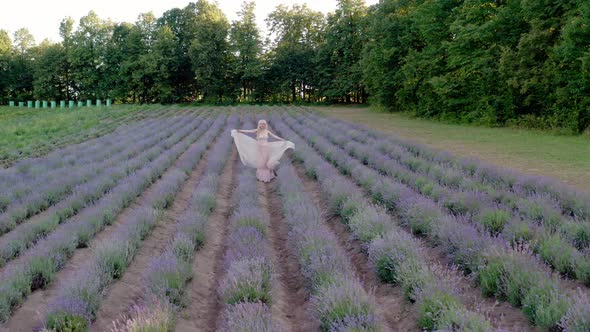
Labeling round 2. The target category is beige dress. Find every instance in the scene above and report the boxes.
[231,129,294,182]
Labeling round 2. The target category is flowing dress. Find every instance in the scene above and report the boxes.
[231,130,294,182]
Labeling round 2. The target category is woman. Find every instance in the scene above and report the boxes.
[231,120,294,182]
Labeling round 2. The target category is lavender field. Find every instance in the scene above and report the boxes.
[0,107,588,332]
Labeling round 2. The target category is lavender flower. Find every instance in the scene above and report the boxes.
[220,302,277,332]
[311,276,379,331]
[110,301,175,332]
[559,289,590,332]
[219,257,274,305]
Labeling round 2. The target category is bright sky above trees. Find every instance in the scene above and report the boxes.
[1,0,378,43]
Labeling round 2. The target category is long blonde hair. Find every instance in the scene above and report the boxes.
[257,119,268,136]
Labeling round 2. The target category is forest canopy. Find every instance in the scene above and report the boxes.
[0,0,589,133]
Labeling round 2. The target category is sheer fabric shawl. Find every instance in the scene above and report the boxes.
[231,130,294,169]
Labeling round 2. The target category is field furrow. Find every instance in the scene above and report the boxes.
[273,114,513,331]
[289,160,416,330]
[0,112,209,276]
[175,141,239,332]
[259,177,316,331]
[88,116,231,331]
[0,113,208,268]
[277,110,590,330]
[0,106,588,332]
[296,111,590,285]
[0,109,180,225]
[33,115,227,331]
[0,113,219,326]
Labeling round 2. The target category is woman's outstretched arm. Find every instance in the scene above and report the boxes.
[268,131,285,141]
[238,129,257,133]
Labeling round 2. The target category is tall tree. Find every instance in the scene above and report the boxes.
[152,25,177,103]
[188,0,233,102]
[361,0,416,109]
[0,30,11,104]
[265,4,324,102]
[158,6,199,101]
[318,0,368,103]
[9,28,35,100]
[59,17,75,100]
[230,1,262,101]
[70,11,112,99]
[33,40,67,100]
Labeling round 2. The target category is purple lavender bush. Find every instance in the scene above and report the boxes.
[220,302,276,332]
[311,276,379,331]
[559,290,590,332]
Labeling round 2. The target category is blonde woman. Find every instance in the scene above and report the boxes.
[231,120,294,182]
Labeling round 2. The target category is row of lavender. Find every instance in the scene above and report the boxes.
[0,112,216,323]
[0,106,164,168]
[272,116,494,331]
[300,107,590,224]
[275,157,382,330]
[0,108,179,233]
[215,166,278,330]
[299,111,590,285]
[0,112,209,268]
[215,116,279,331]
[112,114,238,330]
[0,107,171,193]
[43,114,228,330]
[281,111,589,330]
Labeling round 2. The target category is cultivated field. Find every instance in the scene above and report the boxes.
[0,106,588,332]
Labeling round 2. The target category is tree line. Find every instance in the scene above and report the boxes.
[0,0,589,133]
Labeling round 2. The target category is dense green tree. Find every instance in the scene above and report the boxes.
[0,30,10,55]
[151,25,177,103]
[188,0,234,102]
[317,0,368,103]
[157,7,199,101]
[361,0,416,109]
[0,30,12,103]
[9,28,35,100]
[265,4,324,102]
[230,1,263,101]
[33,40,67,100]
[128,13,160,103]
[70,11,112,99]
[59,17,75,100]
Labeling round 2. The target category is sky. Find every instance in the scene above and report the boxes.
[1,0,379,44]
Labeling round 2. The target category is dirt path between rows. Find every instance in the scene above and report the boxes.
[259,179,318,332]
[290,161,405,332]
[175,148,238,332]
[291,161,538,331]
[89,134,224,331]
[0,133,210,332]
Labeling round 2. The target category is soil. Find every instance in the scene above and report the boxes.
[259,179,319,332]
[175,148,238,332]
[0,132,213,332]
[291,161,411,332]
[291,159,540,332]
[89,133,223,332]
